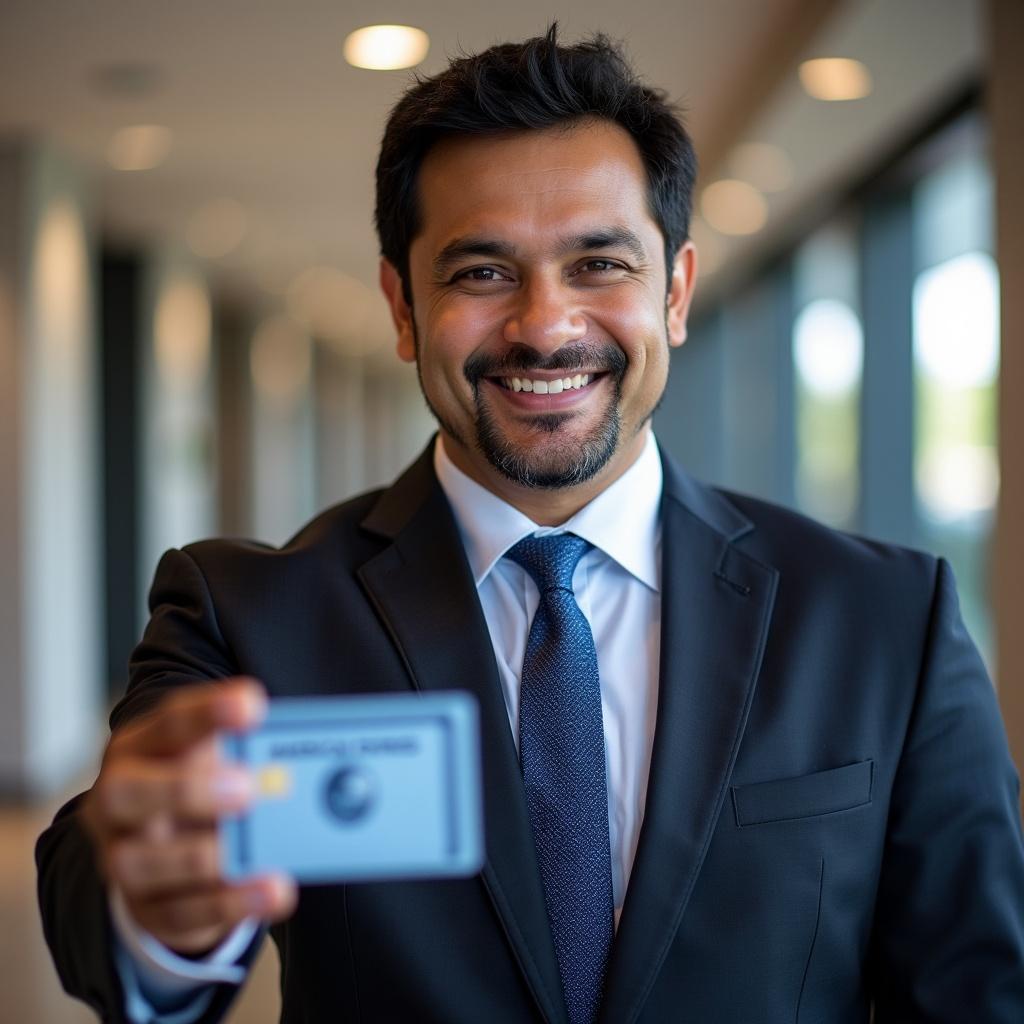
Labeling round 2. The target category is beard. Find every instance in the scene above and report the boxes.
[417,338,632,490]
[466,342,629,489]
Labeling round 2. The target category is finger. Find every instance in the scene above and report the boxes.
[129,875,297,955]
[112,678,266,759]
[91,757,254,831]
[109,831,222,899]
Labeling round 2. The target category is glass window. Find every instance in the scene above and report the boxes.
[792,223,863,528]
[911,151,998,665]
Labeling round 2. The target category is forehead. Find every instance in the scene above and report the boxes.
[412,120,658,251]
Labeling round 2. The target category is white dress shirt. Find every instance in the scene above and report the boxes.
[113,430,665,1019]
[435,431,663,919]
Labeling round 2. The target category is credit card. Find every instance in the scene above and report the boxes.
[219,691,483,884]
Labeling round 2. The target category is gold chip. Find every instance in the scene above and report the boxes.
[257,764,292,798]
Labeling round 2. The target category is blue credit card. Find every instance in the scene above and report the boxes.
[219,691,483,884]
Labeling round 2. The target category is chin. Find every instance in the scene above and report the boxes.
[476,418,621,490]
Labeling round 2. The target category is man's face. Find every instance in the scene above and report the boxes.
[381,119,696,502]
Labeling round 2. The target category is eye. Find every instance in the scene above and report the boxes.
[452,266,513,284]
[572,258,627,277]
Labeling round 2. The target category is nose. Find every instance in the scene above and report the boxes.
[502,276,588,355]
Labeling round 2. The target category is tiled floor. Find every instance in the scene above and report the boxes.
[0,794,281,1023]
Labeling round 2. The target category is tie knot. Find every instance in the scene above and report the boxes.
[507,533,591,593]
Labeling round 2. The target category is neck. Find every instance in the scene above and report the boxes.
[439,428,650,526]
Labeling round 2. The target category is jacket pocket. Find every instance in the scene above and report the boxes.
[731,759,874,827]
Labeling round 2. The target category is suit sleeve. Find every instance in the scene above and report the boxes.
[870,558,1024,1021]
[36,547,266,1024]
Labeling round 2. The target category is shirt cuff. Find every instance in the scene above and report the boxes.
[113,942,218,1024]
[110,887,258,1018]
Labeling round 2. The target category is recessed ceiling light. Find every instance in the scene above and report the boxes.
[343,24,429,70]
[729,142,794,194]
[799,58,872,101]
[107,124,172,171]
[700,180,768,236]
[186,199,248,259]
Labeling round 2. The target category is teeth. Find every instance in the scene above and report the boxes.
[505,373,593,392]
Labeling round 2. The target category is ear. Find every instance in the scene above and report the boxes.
[379,258,417,363]
[666,241,698,348]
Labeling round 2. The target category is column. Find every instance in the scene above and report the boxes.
[0,139,102,796]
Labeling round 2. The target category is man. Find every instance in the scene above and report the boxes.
[38,26,1024,1024]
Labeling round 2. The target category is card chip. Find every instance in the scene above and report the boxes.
[257,764,292,799]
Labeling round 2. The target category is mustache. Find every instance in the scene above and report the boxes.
[464,343,627,387]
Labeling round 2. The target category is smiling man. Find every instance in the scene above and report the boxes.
[38,25,1024,1024]
[380,118,695,520]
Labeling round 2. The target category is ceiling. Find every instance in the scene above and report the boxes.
[0,0,984,344]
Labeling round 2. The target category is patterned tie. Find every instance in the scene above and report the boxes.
[506,533,614,1024]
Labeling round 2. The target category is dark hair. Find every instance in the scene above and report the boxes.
[374,24,697,299]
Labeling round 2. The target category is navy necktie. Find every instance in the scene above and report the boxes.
[507,533,614,1024]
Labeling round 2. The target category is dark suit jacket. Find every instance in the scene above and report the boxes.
[38,444,1024,1023]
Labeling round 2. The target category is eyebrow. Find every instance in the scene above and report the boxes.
[431,226,650,279]
[432,238,517,278]
[559,227,649,264]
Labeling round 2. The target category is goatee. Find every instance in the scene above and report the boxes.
[462,342,628,489]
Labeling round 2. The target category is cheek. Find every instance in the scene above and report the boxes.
[600,301,668,370]
[423,302,502,375]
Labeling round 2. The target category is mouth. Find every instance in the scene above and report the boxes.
[464,342,625,407]
[494,372,602,395]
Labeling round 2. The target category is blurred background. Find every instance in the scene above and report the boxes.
[1,0,1022,1020]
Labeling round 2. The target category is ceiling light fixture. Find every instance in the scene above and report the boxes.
[798,58,872,101]
[107,124,172,171]
[343,24,429,70]
[700,180,768,236]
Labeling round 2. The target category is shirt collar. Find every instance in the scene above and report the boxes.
[434,432,663,593]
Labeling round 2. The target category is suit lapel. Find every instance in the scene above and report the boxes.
[599,458,779,1024]
[357,447,567,1024]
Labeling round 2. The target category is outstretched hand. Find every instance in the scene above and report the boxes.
[80,678,297,955]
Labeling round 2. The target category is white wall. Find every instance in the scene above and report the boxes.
[0,140,102,796]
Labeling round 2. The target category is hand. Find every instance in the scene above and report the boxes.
[80,678,297,955]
